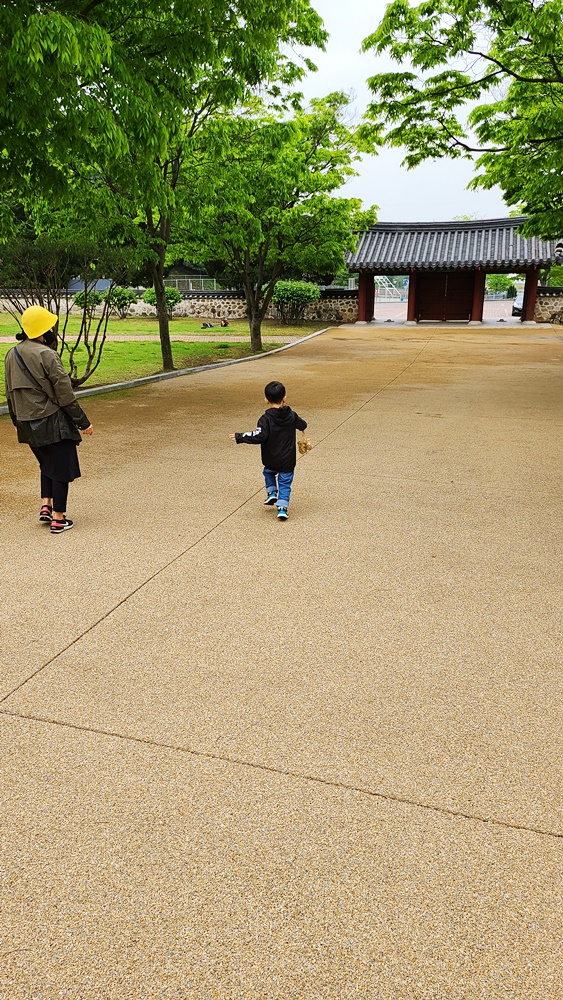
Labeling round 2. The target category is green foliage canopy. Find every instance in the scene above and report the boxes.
[486,274,516,293]
[548,264,563,286]
[362,0,563,238]
[1,0,326,220]
[181,94,377,349]
[2,2,330,372]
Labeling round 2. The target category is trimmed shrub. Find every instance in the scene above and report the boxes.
[272,280,320,323]
[72,289,105,317]
[142,286,182,318]
[107,286,137,318]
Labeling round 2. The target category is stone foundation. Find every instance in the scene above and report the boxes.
[534,288,563,323]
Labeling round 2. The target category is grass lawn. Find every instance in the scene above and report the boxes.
[0,339,282,408]
[0,312,327,339]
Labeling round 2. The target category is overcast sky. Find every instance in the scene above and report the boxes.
[299,0,508,223]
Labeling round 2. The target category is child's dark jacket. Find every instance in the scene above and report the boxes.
[235,406,307,473]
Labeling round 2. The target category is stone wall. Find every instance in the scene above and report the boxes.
[534,288,563,323]
[303,291,359,323]
[130,292,248,319]
[1,289,360,324]
[130,288,359,322]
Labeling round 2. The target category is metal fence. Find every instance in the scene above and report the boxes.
[164,276,223,291]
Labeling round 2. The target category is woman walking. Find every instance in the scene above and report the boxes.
[4,305,93,533]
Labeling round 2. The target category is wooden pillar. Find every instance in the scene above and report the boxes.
[357,269,374,322]
[522,265,539,322]
[470,269,486,322]
[406,269,417,322]
[366,271,375,322]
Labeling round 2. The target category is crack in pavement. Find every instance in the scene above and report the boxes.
[1,706,561,842]
[0,485,265,704]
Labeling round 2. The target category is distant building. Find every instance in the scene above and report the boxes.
[68,277,111,292]
[348,218,558,323]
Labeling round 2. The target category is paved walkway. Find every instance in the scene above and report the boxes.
[1,324,562,998]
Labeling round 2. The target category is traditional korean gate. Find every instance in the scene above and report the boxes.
[417,272,474,322]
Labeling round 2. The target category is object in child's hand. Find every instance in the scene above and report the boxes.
[298,433,312,455]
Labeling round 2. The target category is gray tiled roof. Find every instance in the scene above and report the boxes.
[348,218,556,271]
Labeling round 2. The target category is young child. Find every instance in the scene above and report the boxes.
[229,380,307,520]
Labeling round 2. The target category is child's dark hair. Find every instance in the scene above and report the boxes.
[265,380,286,404]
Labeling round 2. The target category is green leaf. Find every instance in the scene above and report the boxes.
[362,0,563,236]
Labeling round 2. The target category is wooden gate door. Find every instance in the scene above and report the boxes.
[417,272,474,321]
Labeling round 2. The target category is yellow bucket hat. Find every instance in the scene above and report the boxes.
[21,305,58,339]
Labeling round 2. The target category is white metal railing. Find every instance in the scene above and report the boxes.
[164,277,223,291]
[375,276,403,299]
[331,276,407,299]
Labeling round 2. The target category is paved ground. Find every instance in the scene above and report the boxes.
[1,323,562,999]
[369,297,516,324]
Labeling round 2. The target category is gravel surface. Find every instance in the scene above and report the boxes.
[1,324,562,998]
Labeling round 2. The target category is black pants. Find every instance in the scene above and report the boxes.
[31,440,80,514]
[40,473,69,512]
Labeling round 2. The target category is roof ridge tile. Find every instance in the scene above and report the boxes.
[349,218,556,271]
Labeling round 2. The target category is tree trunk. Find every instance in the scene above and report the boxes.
[149,256,174,371]
[242,262,264,353]
[249,310,263,353]
[247,265,280,350]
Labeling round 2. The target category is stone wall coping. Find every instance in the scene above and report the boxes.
[0,286,358,302]
[178,290,245,299]
[173,288,359,300]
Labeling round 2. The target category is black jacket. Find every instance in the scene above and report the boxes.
[235,406,307,473]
